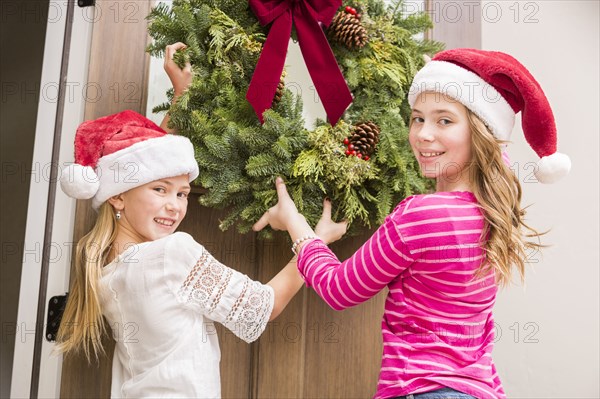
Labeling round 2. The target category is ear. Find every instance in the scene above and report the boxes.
[107,194,125,211]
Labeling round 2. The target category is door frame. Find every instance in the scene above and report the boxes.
[10,1,93,397]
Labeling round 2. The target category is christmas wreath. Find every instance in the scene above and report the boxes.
[147,0,442,237]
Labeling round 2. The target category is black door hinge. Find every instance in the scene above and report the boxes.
[46,293,68,342]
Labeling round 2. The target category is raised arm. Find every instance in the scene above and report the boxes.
[160,42,193,133]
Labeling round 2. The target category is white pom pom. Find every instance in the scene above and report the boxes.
[60,164,100,199]
[534,152,571,184]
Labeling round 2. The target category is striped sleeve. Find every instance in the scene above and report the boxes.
[297,200,416,310]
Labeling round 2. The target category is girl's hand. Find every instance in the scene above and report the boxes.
[314,198,347,244]
[164,42,192,98]
[253,177,304,232]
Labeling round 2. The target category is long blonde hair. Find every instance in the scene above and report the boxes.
[55,202,117,362]
[467,110,545,287]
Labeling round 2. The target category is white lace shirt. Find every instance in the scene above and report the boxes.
[99,232,274,398]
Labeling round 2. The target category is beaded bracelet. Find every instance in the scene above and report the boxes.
[291,235,317,255]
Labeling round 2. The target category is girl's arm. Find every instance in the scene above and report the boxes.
[160,42,193,133]
[298,216,413,310]
[266,255,301,320]
[255,178,413,311]
[266,198,347,320]
[169,196,346,342]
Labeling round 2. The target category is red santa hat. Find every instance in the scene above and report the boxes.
[60,110,199,210]
[408,48,570,184]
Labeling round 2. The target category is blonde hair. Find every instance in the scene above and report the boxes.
[55,202,117,362]
[466,110,545,287]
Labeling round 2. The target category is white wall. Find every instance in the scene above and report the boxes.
[481,1,599,397]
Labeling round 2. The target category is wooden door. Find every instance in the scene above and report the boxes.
[59,1,384,397]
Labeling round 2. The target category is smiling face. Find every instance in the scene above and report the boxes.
[409,92,473,192]
[108,174,191,245]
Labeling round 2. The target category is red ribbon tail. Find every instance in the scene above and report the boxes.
[294,5,352,126]
[246,11,293,124]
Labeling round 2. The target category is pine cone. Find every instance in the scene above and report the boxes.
[350,121,380,156]
[328,11,368,49]
[273,73,286,104]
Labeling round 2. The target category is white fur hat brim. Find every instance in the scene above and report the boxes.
[408,60,516,141]
[89,134,199,209]
[58,134,199,210]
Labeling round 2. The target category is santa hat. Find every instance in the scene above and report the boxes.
[408,48,570,184]
[60,110,199,210]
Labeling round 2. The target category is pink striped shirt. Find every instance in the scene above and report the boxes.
[298,192,505,399]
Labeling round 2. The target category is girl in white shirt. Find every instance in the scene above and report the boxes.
[55,43,346,398]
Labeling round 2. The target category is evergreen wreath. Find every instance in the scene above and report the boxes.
[147,0,443,237]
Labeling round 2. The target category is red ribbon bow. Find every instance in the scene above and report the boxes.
[246,0,353,126]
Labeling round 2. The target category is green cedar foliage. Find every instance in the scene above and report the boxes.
[147,0,442,237]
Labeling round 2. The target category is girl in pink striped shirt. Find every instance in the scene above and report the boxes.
[253,49,570,399]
